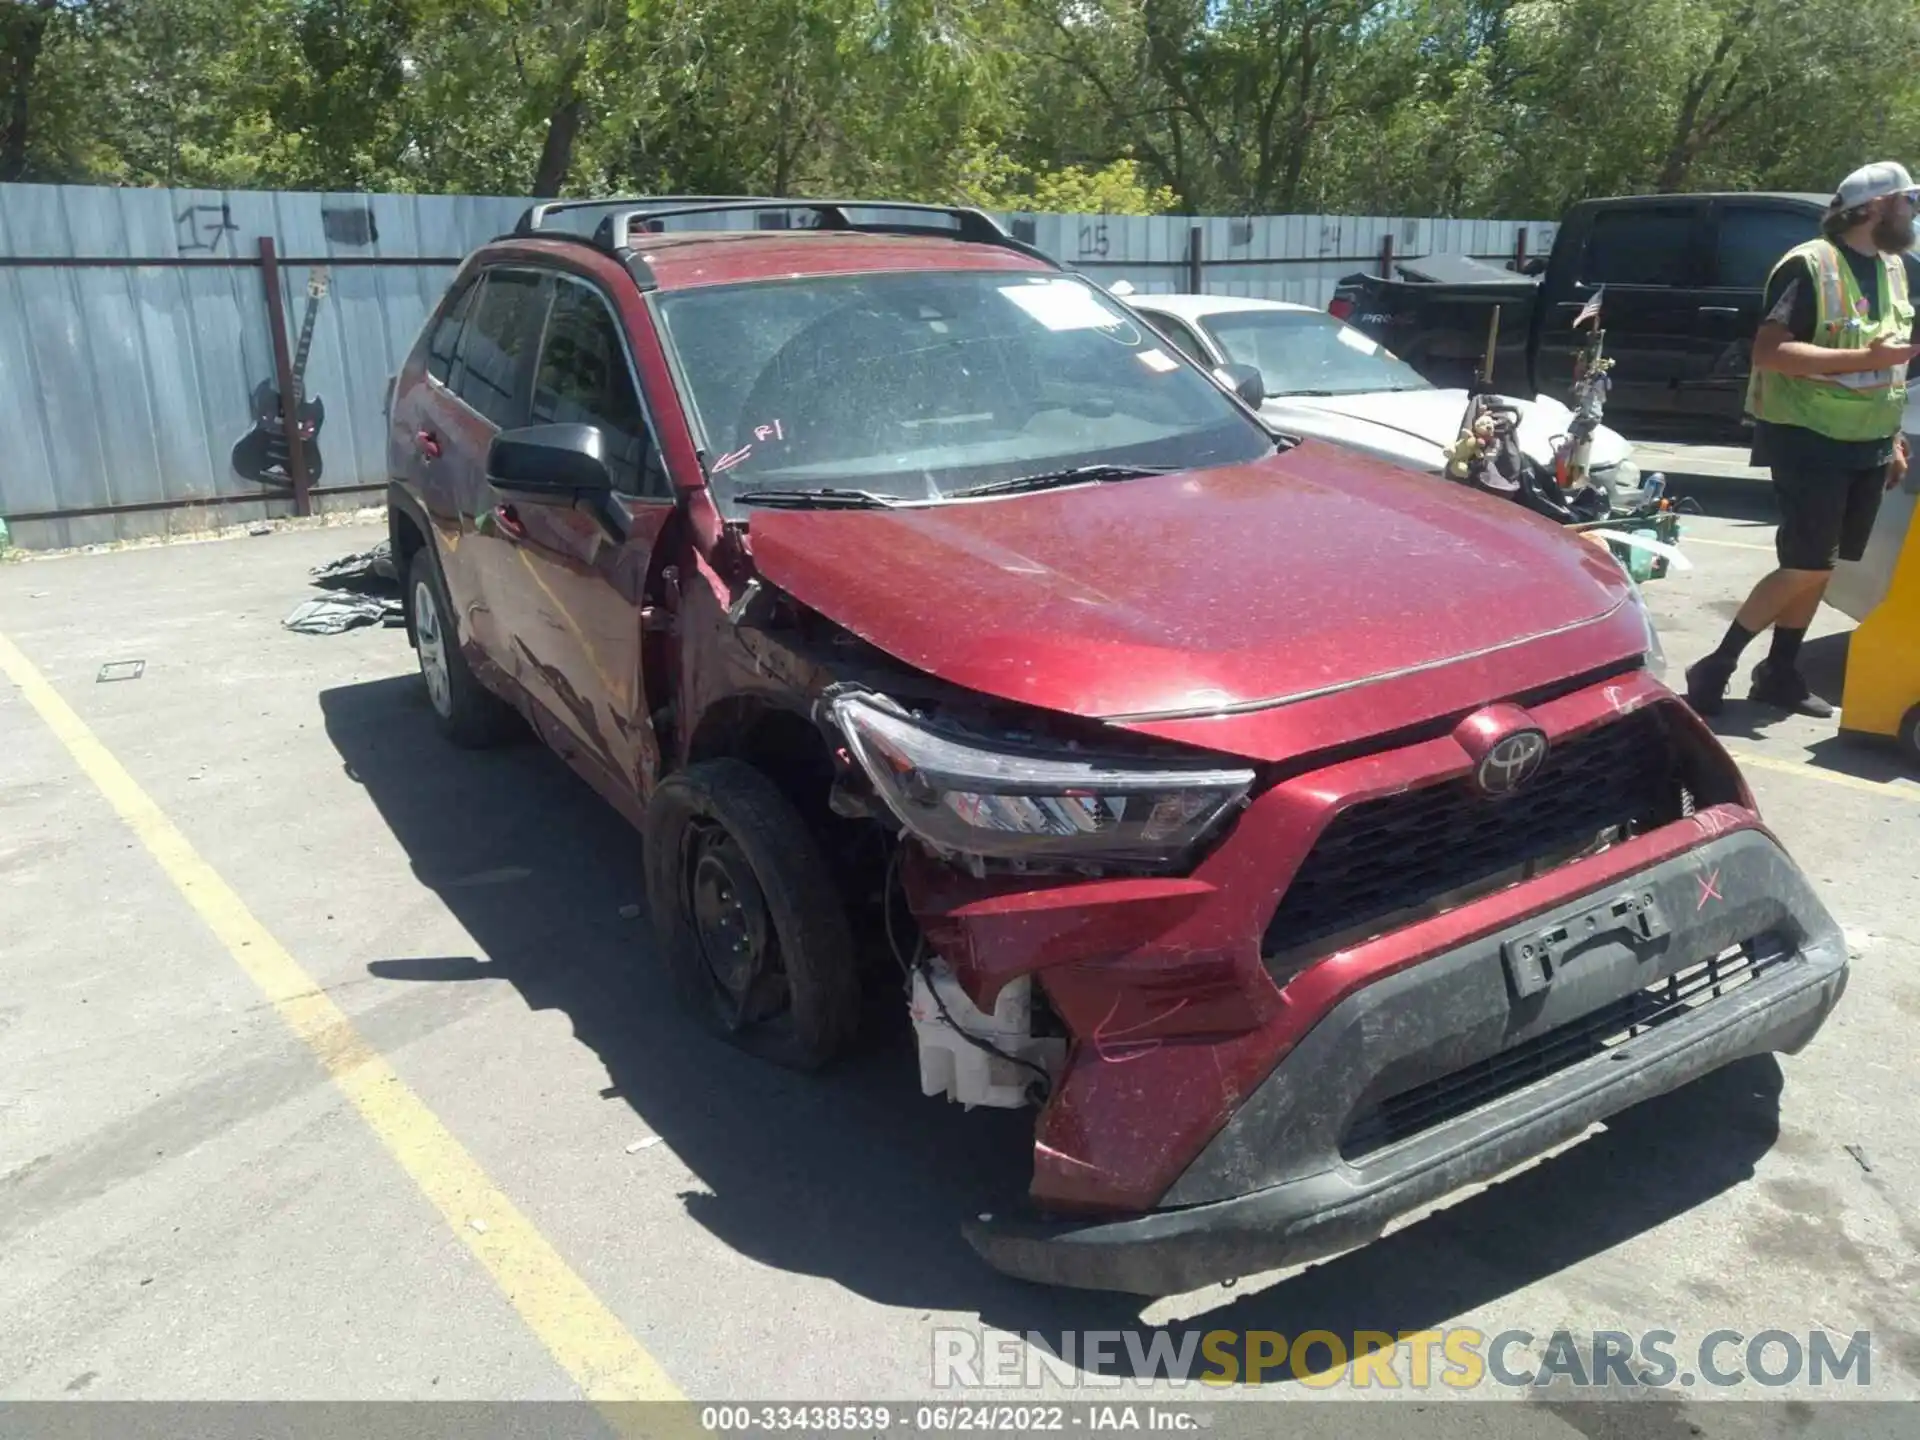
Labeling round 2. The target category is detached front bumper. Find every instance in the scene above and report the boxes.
[964,828,1847,1295]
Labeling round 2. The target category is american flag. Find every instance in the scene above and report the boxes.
[1573,286,1605,330]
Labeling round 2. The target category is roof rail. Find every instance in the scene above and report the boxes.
[590,198,1062,269]
[513,195,789,236]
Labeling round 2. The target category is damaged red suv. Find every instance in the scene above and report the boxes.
[385,198,1847,1295]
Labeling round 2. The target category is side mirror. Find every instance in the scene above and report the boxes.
[1215,363,1266,408]
[1521,256,1549,277]
[486,423,615,505]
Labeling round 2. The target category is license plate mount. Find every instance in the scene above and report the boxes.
[1503,890,1670,1000]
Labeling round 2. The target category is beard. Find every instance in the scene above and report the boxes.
[1872,208,1916,252]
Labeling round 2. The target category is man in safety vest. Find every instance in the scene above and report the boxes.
[1684,161,1920,718]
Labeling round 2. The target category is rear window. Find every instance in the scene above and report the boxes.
[425,277,476,384]
[454,269,550,428]
[1581,207,1698,287]
[1714,207,1821,289]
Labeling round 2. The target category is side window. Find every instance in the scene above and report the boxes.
[453,269,550,429]
[1581,207,1699,287]
[529,280,667,497]
[1150,313,1211,366]
[425,277,476,385]
[1713,207,1821,290]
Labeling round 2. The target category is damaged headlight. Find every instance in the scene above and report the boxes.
[827,692,1255,870]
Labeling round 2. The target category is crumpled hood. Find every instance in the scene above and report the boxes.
[1261,388,1633,475]
[742,440,1635,724]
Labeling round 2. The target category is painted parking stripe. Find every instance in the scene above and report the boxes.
[1680,536,1775,552]
[1726,745,1920,802]
[0,630,684,1408]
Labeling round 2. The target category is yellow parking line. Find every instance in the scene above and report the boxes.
[1725,745,1920,802]
[0,630,684,1408]
[1683,536,1775,552]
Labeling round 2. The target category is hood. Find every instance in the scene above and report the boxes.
[742,441,1636,725]
[1261,389,1633,474]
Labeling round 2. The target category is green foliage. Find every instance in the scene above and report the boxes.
[4,0,1917,215]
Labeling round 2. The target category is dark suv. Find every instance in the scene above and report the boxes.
[385,198,1847,1294]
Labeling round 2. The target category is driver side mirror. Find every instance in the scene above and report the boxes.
[1214,363,1266,408]
[486,423,616,505]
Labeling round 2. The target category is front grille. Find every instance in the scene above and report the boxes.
[1340,938,1788,1160]
[1263,707,1683,967]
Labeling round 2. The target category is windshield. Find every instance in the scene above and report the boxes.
[1199,309,1433,398]
[651,269,1274,507]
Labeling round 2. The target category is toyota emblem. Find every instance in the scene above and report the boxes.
[1475,729,1548,796]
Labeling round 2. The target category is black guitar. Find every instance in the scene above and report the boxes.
[232,267,329,488]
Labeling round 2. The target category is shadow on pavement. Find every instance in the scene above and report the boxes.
[321,672,1788,1388]
[1702,633,1917,783]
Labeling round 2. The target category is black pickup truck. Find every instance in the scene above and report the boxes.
[1331,191,1830,442]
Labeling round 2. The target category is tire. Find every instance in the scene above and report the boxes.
[643,758,864,1071]
[407,543,521,748]
[1901,705,1920,768]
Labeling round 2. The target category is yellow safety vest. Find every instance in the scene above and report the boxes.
[1746,238,1912,442]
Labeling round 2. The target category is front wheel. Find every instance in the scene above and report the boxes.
[643,759,864,1071]
[1900,704,1920,768]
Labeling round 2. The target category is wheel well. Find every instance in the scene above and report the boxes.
[390,507,428,645]
[684,696,893,974]
[686,698,834,818]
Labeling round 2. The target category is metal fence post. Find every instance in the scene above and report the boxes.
[1379,233,1395,279]
[1186,224,1204,293]
[257,235,312,516]
[1514,227,1529,272]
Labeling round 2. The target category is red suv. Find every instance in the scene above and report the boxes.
[385,198,1847,1295]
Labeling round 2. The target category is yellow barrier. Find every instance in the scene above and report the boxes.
[1840,463,1920,761]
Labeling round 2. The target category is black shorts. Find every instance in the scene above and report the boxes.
[1771,462,1886,571]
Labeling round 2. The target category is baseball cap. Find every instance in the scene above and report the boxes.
[1830,160,1918,213]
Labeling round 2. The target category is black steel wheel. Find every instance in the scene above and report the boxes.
[643,759,863,1070]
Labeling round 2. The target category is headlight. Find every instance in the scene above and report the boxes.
[1590,458,1640,504]
[828,692,1255,870]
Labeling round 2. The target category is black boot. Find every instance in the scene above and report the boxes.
[1683,654,1736,716]
[1749,658,1834,717]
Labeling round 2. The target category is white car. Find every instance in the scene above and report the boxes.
[1120,292,1649,510]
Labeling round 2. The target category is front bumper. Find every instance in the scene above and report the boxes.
[964,827,1847,1295]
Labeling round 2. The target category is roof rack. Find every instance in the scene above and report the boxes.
[509,195,1063,276]
[512,195,788,236]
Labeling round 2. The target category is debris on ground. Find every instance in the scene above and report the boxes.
[310,540,398,591]
[1845,1144,1873,1173]
[284,539,405,635]
[625,1137,663,1153]
[97,660,145,682]
[283,594,403,634]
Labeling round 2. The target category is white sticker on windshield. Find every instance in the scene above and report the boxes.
[1336,326,1380,355]
[997,280,1122,332]
[1136,347,1179,373]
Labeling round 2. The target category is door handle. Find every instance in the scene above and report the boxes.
[415,429,442,459]
[493,502,527,540]
[1698,306,1741,316]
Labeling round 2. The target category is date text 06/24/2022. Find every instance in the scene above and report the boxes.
[699,1405,1201,1433]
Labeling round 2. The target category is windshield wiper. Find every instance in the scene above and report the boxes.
[734,487,901,510]
[952,463,1178,499]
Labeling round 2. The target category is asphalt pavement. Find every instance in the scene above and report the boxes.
[1,490,1917,1437]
